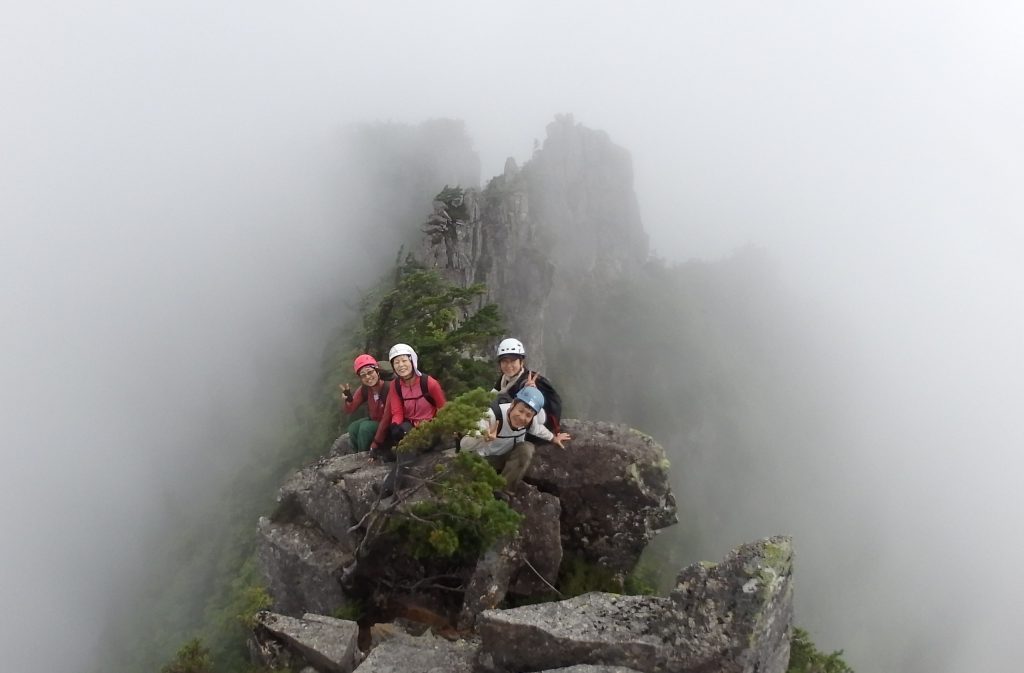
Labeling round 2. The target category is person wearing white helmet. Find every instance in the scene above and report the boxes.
[462,386,571,494]
[370,342,447,461]
[492,337,563,437]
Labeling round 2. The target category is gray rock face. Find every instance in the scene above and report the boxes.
[353,630,478,673]
[257,422,676,629]
[257,518,353,617]
[665,536,794,673]
[526,420,677,574]
[476,537,794,673]
[278,454,369,550]
[540,663,643,667]
[252,611,360,673]
[458,535,521,631]
[477,593,673,673]
[417,115,646,372]
[507,483,562,595]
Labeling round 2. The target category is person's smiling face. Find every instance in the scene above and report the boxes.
[392,354,414,379]
[499,355,524,378]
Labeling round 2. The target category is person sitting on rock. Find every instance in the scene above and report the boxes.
[463,387,571,495]
[492,337,563,436]
[338,353,390,453]
[370,343,447,491]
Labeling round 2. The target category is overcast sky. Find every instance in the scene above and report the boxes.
[3,2,1022,672]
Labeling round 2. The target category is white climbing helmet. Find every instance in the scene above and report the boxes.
[496,337,526,359]
[388,343,415,362]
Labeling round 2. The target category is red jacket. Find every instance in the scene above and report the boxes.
[343,381,389,421]
[371,374,446,448]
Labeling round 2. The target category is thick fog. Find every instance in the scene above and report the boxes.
[3,2,1022,672]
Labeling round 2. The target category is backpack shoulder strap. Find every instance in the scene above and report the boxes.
[421,374,436,408]
[489,398,505,435]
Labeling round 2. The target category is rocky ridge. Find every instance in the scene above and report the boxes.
[251,117,794,672]
[418,114,648,372]
[254,421,794,673]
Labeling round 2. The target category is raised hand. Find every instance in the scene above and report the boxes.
[484,420,498,442]
[339,382,351,395]
[525,370,540,388]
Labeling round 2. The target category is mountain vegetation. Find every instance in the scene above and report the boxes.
[96,120,852,673]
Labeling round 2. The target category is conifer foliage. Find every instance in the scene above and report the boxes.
[359,257,502,395]
[388,450,523,558]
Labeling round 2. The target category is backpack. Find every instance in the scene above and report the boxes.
[393,373,438,408]
[361,380,390,406]
[494,370,562,433]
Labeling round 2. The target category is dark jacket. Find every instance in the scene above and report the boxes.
[492,369,562,434]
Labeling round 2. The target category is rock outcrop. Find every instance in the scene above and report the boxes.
[476,537,794,673]
[251,611,361,673]
[418,115,648,372]
[355,628,479,673]
[250,538,793,673]
[256,420,677,626]
[248,117,797,673]
[527,420,676,575]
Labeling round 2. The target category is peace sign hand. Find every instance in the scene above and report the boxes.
[525,370,540,388]
[484,420,498,442]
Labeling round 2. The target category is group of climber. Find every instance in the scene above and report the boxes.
[339,338,570,495]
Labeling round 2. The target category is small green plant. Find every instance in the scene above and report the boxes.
[389,451,522,558]
[161,638,212,673]
[624,562,658,596]
[556,555,658,597]
[788,628,854,673]
[558,555,624,595]
[332,600,365,622]
[233,584,272,629]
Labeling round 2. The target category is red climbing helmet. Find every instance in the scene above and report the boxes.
[353,353,379,374]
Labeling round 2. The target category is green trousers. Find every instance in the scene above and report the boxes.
[486,441,536,490]
[347,417,379,453]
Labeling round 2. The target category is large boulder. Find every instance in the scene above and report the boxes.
[538,668,644,673]
[526,419,677,575]
[507,483,562,596]
[665,536,794,673]
[476,537,794,673]
[477,593,672,673]
[277,454,369,550]
[258,423,677,628]
[257,518,353,617]
[353,629,478,673]
[251,611,361,673]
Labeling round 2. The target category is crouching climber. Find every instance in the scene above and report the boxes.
[463,387,571,495]
[339,354,389,453]
[492,337,563,437]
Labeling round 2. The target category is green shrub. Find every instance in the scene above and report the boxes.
[788,627,854,673]
[389,451,522,558]
[161,639,212,673]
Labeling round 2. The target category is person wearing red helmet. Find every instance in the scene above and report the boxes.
[339,353,390,453]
